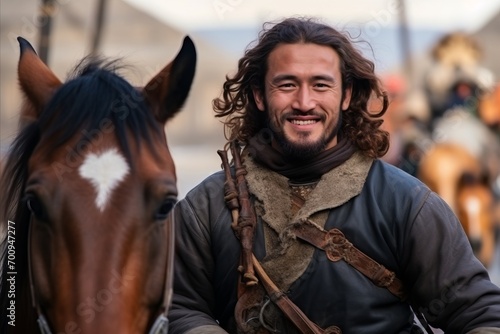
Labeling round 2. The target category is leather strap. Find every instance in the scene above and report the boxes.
[290,222,407,300]
[290,190,406,300]
[252,254,341,334]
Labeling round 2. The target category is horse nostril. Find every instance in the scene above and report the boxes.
[469,238,483,253]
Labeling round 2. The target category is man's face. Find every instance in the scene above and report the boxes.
[253,43,351,157]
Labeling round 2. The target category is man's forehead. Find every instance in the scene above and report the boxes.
[266,43,342,76]
[269,42,340,61]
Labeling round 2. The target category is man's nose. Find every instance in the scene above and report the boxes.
[291,87,316,112]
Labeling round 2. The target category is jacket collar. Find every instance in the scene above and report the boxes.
[245,150,374,232]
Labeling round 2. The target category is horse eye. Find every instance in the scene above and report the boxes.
[154,197,177,221]
[23,193,47,221]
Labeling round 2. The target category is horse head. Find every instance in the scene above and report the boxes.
[1,36,196,333]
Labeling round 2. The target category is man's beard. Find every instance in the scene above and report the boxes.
[269,111,342,160]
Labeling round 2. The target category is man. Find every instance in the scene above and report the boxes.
[169,18,500,334]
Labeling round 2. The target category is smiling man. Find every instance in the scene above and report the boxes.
[254,42,351,158]
[169,17,500,334]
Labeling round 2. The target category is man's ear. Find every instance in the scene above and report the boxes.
[252,88,265,111]
[342,85,352,111]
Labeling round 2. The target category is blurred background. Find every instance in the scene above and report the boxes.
[1,0,500,288]
[1,0,499,196]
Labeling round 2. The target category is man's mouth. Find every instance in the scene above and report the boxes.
[288,116,321,126]
[290,119,318,125]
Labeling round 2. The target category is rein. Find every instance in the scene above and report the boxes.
[26,211,176,334]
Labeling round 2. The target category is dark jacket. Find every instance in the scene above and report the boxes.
[169,152,500,334]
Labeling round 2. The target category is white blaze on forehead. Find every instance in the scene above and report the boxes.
[78,148,130,211]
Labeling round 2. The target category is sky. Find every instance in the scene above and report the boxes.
[123,0,500,33]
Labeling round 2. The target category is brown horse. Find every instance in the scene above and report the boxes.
[418,143,495,267]
[0,36,196,333]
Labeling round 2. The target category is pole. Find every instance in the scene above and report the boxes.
[398,0,413,85]
[91,0,108,54]
[37,0,56,64]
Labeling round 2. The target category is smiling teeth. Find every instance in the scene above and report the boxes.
[291,120,316,125]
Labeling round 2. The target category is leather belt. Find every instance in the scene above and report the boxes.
[289,221,407,300]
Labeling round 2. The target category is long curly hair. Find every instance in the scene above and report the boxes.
[213,17,389,158]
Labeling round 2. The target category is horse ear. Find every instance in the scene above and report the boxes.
[17,37,62,122]
[142,36,196,124]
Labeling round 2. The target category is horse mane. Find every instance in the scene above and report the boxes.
[38,57,163,159]
[0,57,164,331]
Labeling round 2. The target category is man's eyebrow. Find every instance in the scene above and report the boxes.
[271,74,336,84]
[271,74,297,84]
[311,75,335,82]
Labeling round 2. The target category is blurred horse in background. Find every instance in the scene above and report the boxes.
[418,142,496,267]
[416,104,500,269]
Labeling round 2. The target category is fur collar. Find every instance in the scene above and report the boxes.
[244,150,373,290]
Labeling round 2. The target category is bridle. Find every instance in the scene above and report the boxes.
[150,210,176,334]
[27,210,176,334]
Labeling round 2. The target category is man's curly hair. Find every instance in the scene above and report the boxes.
[213,17,389,158]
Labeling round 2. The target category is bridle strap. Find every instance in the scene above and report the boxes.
[27,216,53,334]
[36,314,52,334]
[148,315,169,334]
[148,210,176,334]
